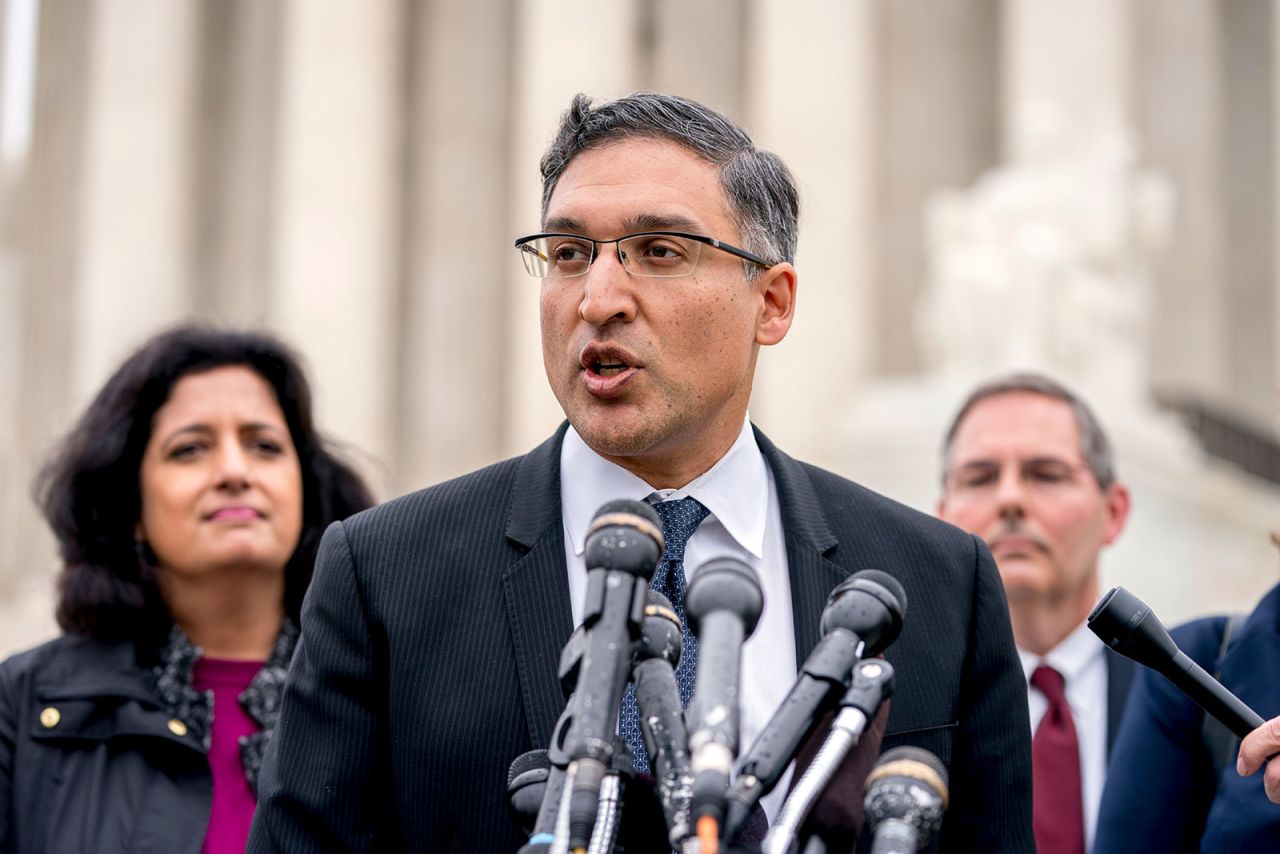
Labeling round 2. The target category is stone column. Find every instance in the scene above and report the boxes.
[1276,0,1280,390]
[5,0,197,647]
[644,0,745,121]
[0,0,37,603]
[69,0,199,401]
[191,0,283,324]
[504,0,641,458]
[8,0,92,638]
[1275,0,1280,391]
[745,0,877,458]
[1003,0,1132,160]
[269,0,403,494]
[395,0,514,491]
[1219,0,1275,427]
[874,0,1001,376]
[1133,0,1226,398]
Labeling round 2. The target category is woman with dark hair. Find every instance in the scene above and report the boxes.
[0,325,374,854]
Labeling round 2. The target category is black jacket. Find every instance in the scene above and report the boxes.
[0,634,212,854]
[0,624,293,854]
[250,425,1034,852]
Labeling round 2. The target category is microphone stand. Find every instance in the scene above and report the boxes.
[761,660,894,854]
[522,627,585,854]
[586,742,632,854]
[725,570,907,840]
[633,592,694,849]
[562,502,663,851]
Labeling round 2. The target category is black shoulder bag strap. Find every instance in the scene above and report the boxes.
[1201,612,1248,782]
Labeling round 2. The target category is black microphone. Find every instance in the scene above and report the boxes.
[632,589,694,847]
[516,625,588,853]
[725,570,906,839]
[508,750,552,836]
[1088,586,1265,737]
[862,746,948,854]
[563,499,664,851]
[762,659,896,854]
[684,557,765,843]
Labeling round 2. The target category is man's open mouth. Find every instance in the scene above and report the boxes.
[593,359,629,377]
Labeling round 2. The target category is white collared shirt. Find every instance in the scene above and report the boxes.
[560,415,797,818]
[1019,621,1108,853]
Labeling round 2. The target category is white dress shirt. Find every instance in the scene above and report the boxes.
[559,415,797,818]
[1019,620,1108,853]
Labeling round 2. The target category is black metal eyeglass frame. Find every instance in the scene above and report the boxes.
[512,230,775,275]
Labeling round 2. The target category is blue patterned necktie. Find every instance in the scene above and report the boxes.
[618,497,711,775]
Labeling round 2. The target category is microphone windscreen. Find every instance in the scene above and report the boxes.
[864,745,949,843]
[1087,586,1179,669]
[589,498,663,536]
[636,589,682,667]
[851,569,907,615]
[506,750,552,835]
[585,499,664,577]
[646,588,675,614]
[821,570,907,657]
[507,749,550,788]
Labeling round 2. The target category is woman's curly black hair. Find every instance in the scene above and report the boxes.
[35,324,375,643]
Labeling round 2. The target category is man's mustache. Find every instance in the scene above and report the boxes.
[986,523,1049,553]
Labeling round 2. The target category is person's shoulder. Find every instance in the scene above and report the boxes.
[3,633,78,672]
[350,455,526,529]
[0,633,122,686]
[332,434,560,556]
[790,456,978,555]
[1168,613,1234,666]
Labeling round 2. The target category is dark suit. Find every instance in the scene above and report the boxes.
[1095,584,1280,853]
[248,425,1033,852]
[1104,649,1135,756]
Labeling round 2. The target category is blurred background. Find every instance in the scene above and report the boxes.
[3,0,1280,655]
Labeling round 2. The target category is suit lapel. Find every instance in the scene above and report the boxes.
[1104,650,1135,756]
[501,424,853,744]
[501,424,575,748]
[753,427,848,666]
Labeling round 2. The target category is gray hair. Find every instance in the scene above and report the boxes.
[539,92,800,275]
[941,372,1117,490]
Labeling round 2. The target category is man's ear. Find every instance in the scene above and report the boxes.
[755,262,797,346]
[1102,482,1131,546]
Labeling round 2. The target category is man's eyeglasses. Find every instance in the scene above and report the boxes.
[944,458,1094,497]
[513,231,774,279]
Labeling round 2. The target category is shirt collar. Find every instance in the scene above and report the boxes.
[1017,619,1106,685]
[560,416,769,559]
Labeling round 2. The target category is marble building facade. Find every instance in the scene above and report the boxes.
[2,0,1279,653]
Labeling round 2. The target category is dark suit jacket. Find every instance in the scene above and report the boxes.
[248,425,1033,852]
[1094,584,1280,853]
[1104,648,1135,756]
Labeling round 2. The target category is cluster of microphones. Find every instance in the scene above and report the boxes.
[505,500,949,854]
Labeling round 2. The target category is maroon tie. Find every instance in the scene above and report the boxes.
[1030,665,1085,854]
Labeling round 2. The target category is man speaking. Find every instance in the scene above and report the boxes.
[248,92,1032,852]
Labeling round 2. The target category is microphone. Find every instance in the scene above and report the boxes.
[862,746,949,854]
[1088,586,1265,737]
[684,557,765,849]
[631,590,694,847]
[725,570,907,839]
[517,625,589,853]
[762,659,896,854]
[562,500,664,852]
[585,744,632,854]
[508,750,553,836]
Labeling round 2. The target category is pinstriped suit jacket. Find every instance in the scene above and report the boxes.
[248,424,1034,853]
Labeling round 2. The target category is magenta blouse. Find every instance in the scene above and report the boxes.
[192,657,263,854]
